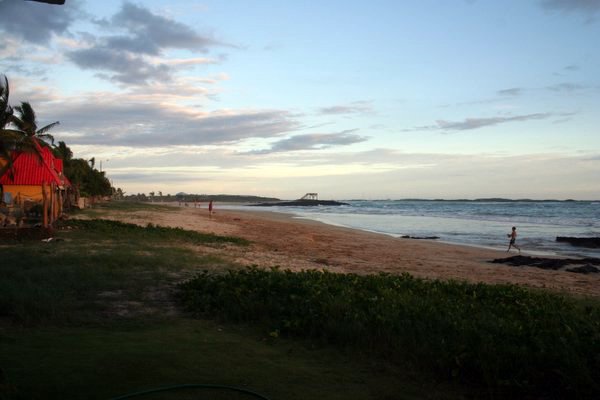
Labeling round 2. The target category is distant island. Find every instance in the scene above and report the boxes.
[345,198,594,202]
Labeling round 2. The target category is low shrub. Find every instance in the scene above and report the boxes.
[179,267,600,398]
[62,219,249,246]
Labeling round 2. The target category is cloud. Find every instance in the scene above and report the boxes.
[437,113,552,131]
[318,101,373,115]
[243,130,369,154]
[98,2,224,55]
[0,0,77,44]
[546,82,588,92]
[46,95,299,147]
[406,113,554,132]
[554,64,582,76]
[541,0,600,15]
[66,2,229,85]
[497,87,522,96]
[67,47,173,85]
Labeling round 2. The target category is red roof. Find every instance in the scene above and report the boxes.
[0,146,65,186]
[55,158,63,173]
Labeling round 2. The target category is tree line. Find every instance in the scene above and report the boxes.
[1,75,113,197]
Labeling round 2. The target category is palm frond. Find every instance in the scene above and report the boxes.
[36,121,59,135]
[0,75,13,128]
[36,133,55,146]
[14,102,37,134]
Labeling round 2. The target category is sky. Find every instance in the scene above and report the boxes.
[1,0,599,200]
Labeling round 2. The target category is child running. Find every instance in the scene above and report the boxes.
[507,226,521,253]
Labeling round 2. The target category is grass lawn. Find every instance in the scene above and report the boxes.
[0,204,464,400]
[2,320,448,400]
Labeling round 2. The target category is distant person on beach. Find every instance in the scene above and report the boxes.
[208,200,213,218]
[507,226,521,253]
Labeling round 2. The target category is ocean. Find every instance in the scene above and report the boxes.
[227,200,600,258]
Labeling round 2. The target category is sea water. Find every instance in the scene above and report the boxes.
[227,200,600,258]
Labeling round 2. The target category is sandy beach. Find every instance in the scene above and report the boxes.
[100,203,600,298]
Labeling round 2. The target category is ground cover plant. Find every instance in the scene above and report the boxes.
[65,218,249,246]
[83,200,176,214]
[0,218,243,325]
[1,208,465,400]
[179,267,600,399]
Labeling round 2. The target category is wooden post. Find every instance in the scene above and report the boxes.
[50,183,56,225]
[57,188,63,217]
[42,182,48,228]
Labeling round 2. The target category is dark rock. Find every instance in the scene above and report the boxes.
[251,199,349,207]
[566,264,600,274]
[556,236,600,248]
[491,255,565,270]
[491,255,600,272]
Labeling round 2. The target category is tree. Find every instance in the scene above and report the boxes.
[0,75,12,131]
[53,141,73,165]
[1,100,60,178]
[0,75,20,178]
[12,101,59,148]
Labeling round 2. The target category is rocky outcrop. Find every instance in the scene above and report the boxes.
[491,255,600,273]
[251,199,349,207]
[400,235,440,240]
[556,237,600,248]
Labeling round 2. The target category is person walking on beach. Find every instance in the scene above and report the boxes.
[208,200,213,219]
[507,226,521,253]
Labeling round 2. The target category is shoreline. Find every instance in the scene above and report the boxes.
[226,204,593,258]
[101,203,600,297]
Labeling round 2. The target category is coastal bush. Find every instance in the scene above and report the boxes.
[178,267,600,398]
[62,218,249,246]
[87,200,176,213]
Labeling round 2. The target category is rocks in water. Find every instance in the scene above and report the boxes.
[556,236,600,248]
[491,255,565,270]
[252,199,349,207]
[400,235,440,240]
[491,255,600,273]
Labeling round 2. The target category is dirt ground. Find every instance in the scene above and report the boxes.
[98,203,600,298]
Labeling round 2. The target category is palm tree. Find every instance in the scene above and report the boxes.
[0,75,22,180]
[0,88,61,179]
[1,75,12,130]
[12,101,59,148]
[53,141,73,164]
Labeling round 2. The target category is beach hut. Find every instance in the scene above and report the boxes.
[0,146,70,226]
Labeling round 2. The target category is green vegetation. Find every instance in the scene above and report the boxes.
[58,152,113,197]
[1,215,463,400]
[64,219,250,246]
[179,267,600,399]
[89,200,177,213]
[3,201,597,399]
[0,219,242,325]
